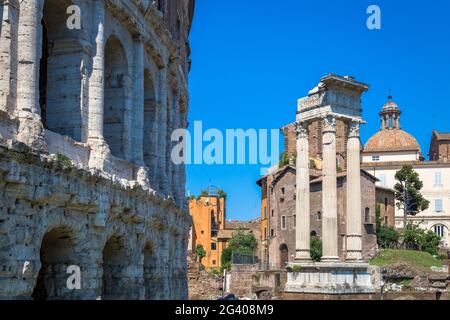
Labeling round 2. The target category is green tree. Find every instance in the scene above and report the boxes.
[310,236,322,262]
[228,229,258,254]
[402,222,441,255]
[220,230,258,271]
[217,189,227,200]
[394,165,430,229]
[220,247,232,271]
[375,203,400,248]
[279,152,296,168]
[195,244,206,264]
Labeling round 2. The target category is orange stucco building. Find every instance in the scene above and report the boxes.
[189,195,227,269]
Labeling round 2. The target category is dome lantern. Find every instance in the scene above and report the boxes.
[379,96,402,130]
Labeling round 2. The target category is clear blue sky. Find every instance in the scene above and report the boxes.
[186,0,450,221]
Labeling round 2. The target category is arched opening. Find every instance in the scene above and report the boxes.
[40,0,84,141]
[433,224,449,247]
[143,69,157,182]
[144,241,157,300]
[32,226,78,300]
[104,36,129,159]
[279,244,288,269]
[365,207,371,223]
[101,236,129,300]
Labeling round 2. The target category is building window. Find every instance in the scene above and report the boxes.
[372,155,380,162]
[263,207,267,219]
[212,260,216,265]
[264,227,267,240]
[365,208,370,223]
[384,197,388,212]
[384,216,388,225]
[435,172,442,186]
[435,199,443,213]
[211,243,217,250]
[201,230,204,234]
[281,187,285,195]
[434,225,445,237]
[270,229,274,237]
[317,211,322,220]
[271,209,274,217]
[379,174,387,186]
[281,216,286,230]
[293,214,296,227]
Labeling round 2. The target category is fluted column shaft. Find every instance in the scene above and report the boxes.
[295,121,312,262]
[321,116,340,262]
[88,0,105,141]
[346,122,363,261]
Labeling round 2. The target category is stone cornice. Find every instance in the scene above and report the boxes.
[0,140,188,217]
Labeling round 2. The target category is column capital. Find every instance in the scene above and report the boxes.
[322,115,336,133]
[348,122,360,138]
[295,121,309,139]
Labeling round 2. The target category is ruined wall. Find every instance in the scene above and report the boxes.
[0,0,194,300]
[0,141,190,299]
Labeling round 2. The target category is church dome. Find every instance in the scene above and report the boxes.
[364,129,422,153]
[364,97,422,154]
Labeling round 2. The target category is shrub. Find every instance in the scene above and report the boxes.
[402,223,441,256]
[310,236,322,262]
[195,244,206,264]
[220,247,232,271]
[377,225,400,249]
[56,154,72,167]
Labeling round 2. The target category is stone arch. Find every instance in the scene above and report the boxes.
[143,68,158,184]
[40,0,86,141]
[101,234,142,300]
[104,35,129,159]
[143,241,157,299]
[279,244,289,269]
[32,226,81,300]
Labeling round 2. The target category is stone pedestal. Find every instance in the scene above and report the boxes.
[285,262,380,295]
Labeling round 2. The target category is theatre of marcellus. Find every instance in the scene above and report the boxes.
[0,0,194,299]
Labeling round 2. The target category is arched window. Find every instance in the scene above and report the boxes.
[104,36,129,159]
[40,0,84,141]
[365,207,370,223]
[434,225,445,238]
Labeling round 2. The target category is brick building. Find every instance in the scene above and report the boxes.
[257,165,378,269]
[429,131,450,162]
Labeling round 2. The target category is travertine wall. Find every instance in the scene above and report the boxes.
[0,0,194,299]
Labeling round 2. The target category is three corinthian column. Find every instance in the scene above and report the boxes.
[295,116,363,263]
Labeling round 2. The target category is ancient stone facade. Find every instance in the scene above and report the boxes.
[0,0,194,299]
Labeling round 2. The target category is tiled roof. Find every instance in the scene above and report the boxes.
[364,129,421,153]
[225,221,251,230]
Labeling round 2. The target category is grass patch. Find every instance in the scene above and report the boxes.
[370,249,443,268]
